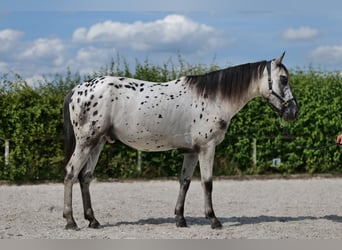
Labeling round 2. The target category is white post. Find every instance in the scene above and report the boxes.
[5,140,9,165]
[252,138,257,167]
[137,150,142,173]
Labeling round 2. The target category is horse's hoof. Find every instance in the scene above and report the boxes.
[89,220,101,229]
[210,220,222,229]
[65,222,79,230]
[176,217,188,227]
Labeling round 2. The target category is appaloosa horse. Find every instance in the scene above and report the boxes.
[63,53,299,229]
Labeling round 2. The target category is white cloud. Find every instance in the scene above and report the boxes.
[282,26,319,41]
[0,29,24,53]
[72,14,225,53]
[24,74,47,87]
[76,46,116,61]
[20,38,66,66]
[309,45,342,65]
[69,46,117,75]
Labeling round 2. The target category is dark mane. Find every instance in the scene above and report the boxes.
[185,61,267,100]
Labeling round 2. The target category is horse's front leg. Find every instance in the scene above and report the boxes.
[175,153,198,227]
[198,144,222,229]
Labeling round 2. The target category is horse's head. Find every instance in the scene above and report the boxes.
[262,52,299,122]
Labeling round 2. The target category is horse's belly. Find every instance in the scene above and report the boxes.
[116,131,192,152]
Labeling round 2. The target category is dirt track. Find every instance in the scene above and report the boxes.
[1,178,342,239]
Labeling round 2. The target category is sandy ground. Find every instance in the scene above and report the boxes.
[1,177,342,239]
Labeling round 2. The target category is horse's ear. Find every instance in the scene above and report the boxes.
[275,51,286,65]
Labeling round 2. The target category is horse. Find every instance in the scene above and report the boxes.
[62,52,299,230]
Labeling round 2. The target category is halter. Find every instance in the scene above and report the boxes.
[266,61,294,112]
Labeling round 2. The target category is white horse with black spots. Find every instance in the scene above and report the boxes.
[63,53,299,229]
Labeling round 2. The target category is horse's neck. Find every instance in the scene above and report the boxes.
[224,78,262,118]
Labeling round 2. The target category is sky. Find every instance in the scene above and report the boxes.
[1,0,342,84]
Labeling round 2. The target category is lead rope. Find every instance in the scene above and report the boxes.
[303,143,338,151]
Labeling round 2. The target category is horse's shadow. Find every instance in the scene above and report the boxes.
[102,214,342,228]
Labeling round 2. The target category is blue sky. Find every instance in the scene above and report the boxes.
[1,0,342,83]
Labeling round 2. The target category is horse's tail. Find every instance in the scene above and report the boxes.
[63,90,76,164]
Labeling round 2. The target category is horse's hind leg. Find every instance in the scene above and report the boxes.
[63,144,92,230]
[78,139,105,228]
[175,153,198,227]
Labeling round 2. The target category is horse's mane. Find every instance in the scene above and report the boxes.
[185,61,267,101]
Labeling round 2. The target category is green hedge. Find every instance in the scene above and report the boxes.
[1,59,342,181]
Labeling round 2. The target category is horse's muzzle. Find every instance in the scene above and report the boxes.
[282,99,299,122]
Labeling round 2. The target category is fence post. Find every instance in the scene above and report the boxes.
[252,138,257,167]
[137,150,142,173]
[5,139,9,165]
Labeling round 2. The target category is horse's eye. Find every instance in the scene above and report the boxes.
[280,76,288,85]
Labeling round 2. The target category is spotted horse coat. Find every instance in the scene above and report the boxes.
[69,76,231,153]
[62,53,299,230]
